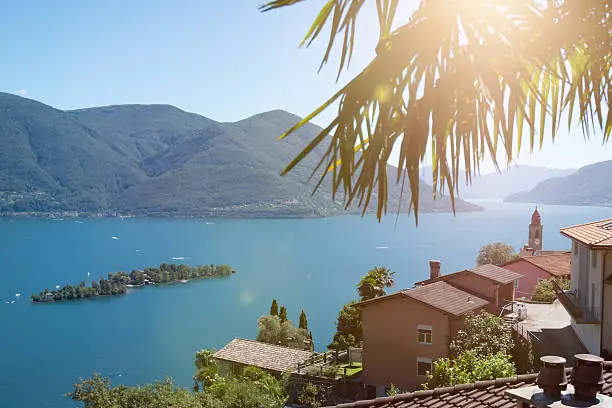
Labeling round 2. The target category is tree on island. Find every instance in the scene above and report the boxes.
[298,309,308,330]
[261,1,611,221]
[477,243,518,266]
[270,298,279,316]
[279,305,288,323]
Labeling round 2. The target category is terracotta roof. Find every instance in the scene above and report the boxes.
[520,252,571,277]
[402,281,489,317]
[213,338,313,373]
[325,362,612,408]
[466,264,524,284]
[560,218,612,248]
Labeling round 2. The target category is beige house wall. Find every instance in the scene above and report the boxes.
[361,296,452,391]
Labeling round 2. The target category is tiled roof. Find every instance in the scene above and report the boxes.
[466,264,524,284]
[520,252,571,277]
[326,362,612,408]
[402,281,489,317]
[560,218,612,248]
[213,338,313,373]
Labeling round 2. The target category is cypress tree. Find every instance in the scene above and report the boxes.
[299,309,308,330]
[279,305,288,322]
[270,299,279,316]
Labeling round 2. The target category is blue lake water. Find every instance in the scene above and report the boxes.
[1,200,612,408]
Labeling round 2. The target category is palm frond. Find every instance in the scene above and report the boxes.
[262,0,612,221]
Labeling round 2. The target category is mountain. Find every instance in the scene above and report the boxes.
[0,93,481,217]
[504,160,612,206]
[420,165,575,199]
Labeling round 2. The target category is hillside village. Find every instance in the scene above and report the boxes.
[206,209,612,407]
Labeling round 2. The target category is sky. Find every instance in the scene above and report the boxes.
[0,0,610,173]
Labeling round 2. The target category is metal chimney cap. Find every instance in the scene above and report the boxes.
[575,354,604,364]
[541,356,567,366]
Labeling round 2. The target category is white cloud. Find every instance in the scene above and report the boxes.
[15,89,27,96]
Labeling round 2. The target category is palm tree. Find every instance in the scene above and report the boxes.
[357,266,396,300]
[261,0,611,221]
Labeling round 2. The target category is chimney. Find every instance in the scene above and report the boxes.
[536,356,568,399]
[429,260,441,280]
[571,354,604,401]
[505,354,610,408]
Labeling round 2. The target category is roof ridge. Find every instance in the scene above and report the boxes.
[228,337,313,354]
[560,218,612,231]
[323,373,542,408]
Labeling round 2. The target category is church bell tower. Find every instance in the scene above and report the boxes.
[528,207,543,251]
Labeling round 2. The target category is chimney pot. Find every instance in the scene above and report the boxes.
[429,260,441,280]
[571,354,604,401]
[536,356,568,399]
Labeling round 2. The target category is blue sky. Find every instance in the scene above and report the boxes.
[0,0,610,172]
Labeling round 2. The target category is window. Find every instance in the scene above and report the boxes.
[592,250,597,268]
[418,324,432,345]
[417,357,432,376]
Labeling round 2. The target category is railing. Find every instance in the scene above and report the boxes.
[552,280,601,324]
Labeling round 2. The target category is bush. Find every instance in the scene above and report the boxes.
[531,278,570,302]
[450,311,513,357]
[424,351,516,389]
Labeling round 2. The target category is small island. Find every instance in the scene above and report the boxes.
[30,263,235,303]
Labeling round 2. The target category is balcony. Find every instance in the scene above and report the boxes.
[552,280,601,324]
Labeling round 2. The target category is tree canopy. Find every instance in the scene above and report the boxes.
[261,0,612,221]
[476,242,518,266]
[270,299,279,316]
[68,367,287,408]
[450,311,514,357]
[328,300,362,350]
[357,266,396,301]
[256,314,310,350]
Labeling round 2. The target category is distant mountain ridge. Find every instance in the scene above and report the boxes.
[420,165,575,199]
[0,93,481,217]
[504,160,612,206]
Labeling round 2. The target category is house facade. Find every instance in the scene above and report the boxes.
[556,219,612,358]
[503,252,571,298]
[359,262,522,395]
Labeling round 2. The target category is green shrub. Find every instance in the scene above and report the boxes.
[531,278,570,302]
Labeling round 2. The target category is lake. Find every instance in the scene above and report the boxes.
[1,200,611,408]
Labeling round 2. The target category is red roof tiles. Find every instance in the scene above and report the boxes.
[402,281,489,317]
[325,363,612,408]
[466,265,523,285]
[213,338,313,373]
[519,252,571,277]
[560,218,612,248]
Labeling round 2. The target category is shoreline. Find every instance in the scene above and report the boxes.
[31,264,235,304]
[0,206,484,221]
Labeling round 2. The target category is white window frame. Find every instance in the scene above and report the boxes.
[417,357,432,377]
[417,324,433,345]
